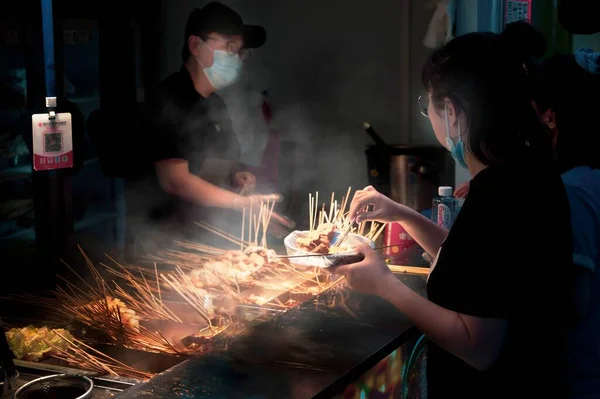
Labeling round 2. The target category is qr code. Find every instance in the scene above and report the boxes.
[44,132,62,153]
[506,1,529,24]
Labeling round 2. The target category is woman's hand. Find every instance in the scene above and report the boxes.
[349,186,409,223]
[333,244,397,297]
[454,181,470,199]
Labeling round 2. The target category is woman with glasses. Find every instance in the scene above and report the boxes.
[335,31,573,398]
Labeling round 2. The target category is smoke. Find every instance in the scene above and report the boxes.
[117,0,415,255]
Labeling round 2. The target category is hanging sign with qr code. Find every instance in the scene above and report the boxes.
[31,113,73,171]
[504,0,532,25]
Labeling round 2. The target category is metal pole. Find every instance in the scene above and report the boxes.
[36,0,61,290]
[41,0,56,101]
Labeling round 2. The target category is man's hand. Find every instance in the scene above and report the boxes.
[155,160,272,211]
[234,171,257,193]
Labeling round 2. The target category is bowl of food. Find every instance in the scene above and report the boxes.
[283,224,374,268]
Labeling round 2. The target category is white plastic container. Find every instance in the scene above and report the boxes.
[283,230,374,268]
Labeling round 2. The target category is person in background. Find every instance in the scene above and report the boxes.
[338,32,573,398]
[127,3,278,257]
[528,48,600,398]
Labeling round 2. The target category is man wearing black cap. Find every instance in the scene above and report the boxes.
[127,3,275,257]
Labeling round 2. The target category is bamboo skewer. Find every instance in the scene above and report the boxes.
[195,221,249,247]
[372,223,387,242]
[313,191,319,232]
[241,207,246,251]
[161,267,215,329]
[49,332,154,380]
[154,263,162,304]
[387,265,430,275]
[309,193,313,232]
[328,192,335,222]
[266,201,276,234]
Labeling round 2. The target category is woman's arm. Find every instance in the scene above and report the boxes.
[335,246,508,371]
[397,206,449,258]
[380,275,507,370]
[349,187,449,257]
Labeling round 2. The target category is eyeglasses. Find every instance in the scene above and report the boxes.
[417,94,446,118]
[205,36,251,60]
[417,94,430,117]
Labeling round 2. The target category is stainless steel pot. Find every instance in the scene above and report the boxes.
[367,145,452,211]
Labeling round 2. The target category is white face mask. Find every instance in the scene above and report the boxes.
[196,40,242,90]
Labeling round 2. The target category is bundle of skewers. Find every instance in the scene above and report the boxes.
[54,248,184,355]
[145,200,336,305]
[282,188,387,269]
[303,188,387,252]
[47,333,155,380]
[4,247,238,380]
[3,193,383,380]
[16,200,326,368]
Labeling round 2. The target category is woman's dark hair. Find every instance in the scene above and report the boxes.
[501,21,547,71]
[531,54,600,172]
[422,28,552,166]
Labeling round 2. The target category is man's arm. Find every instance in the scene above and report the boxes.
[196,158,239,188]
[155,159,247,210]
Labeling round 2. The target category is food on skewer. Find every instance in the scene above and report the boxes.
[187,246,282,289]
[295,224,351,254]
[301,189,387,250]
[84,296,140,333]
[6,325,74,362]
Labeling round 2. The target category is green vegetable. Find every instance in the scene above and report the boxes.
[5,325,74,362]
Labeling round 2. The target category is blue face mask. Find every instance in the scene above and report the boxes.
[196,41,242,90]
[444,104,468,169]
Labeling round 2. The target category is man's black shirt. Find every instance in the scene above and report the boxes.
[144,67,240,174]
[131,66,241,224]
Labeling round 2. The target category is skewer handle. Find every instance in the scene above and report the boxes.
[328,253,365,268]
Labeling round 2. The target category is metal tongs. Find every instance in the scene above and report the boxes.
[0,317,18,394]
[330,225,353,249]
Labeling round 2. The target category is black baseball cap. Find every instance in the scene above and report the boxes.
[184,2,266,49]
